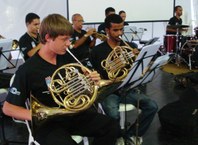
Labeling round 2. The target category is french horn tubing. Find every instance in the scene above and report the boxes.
[101,36,138,81]
[31,49,112,121]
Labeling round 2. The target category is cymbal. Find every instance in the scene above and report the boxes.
[167,25,189,29]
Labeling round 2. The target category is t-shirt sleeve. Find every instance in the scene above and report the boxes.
[19,36,33,59]
[6,66,29,107]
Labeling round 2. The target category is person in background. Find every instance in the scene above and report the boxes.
[70,13,96,63]
[98,7,115,34]
[19,13,41,61]
[166,5,187,35]
[3,13,119,145]
[90,14,158,145]
[119,10,129,26]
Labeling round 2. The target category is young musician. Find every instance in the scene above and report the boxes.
[90,14,158,145]
[3,13,119,145]
[119,10,129,26]
[98,7,116,35]
[19,13,41,61]
[166,5,187,35]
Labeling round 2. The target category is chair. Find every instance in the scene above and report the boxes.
[98,102,138,131]
[119,103,136,130]
[0,74,27,145]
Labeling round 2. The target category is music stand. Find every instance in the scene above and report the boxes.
[129,54,171,89]
[118,43,161,89]
[0,39,16,71]
[122,26,138,42]
[115,43,160,144]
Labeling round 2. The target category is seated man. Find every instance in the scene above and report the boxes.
[19,13,41,61]
[90,14,158,145]
[70,13,97,62]
[3,13,119,145]
[98,7,115,35]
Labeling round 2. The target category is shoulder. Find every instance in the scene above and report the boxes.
[19,33,31,43]
[19,33,29,40]
[92,42,107,51]
[98,23,105,32]
[23,54,40,67]
[124,22,129,26]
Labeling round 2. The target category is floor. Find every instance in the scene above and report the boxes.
[0,59,198,145]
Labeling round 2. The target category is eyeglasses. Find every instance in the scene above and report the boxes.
[74,20,84,23]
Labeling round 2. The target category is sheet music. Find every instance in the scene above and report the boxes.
[117,43,161,89]
[126,53,170,89]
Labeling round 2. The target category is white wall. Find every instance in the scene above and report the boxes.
[0,0,67,40]
[68,0,173,23]
[0,0,196,58]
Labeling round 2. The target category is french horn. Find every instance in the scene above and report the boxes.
[101,36,139,81]
[31,50,112,121]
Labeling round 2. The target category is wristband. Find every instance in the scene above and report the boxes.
[84,34,88,38]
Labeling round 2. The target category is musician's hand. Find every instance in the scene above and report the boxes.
[86,28,96,36]
[88,71,101,85]
[133,48,139,55]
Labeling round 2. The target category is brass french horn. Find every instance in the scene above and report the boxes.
[31,50,112,121]
[101,36,139,81]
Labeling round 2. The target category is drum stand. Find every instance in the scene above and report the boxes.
[182,40,198,70]
[174,28,193,70]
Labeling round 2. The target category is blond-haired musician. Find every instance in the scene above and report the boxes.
[3,13,119,145]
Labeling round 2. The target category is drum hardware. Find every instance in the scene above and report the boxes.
[180,40,198,70]
[167,25,192,68]
[166,24,189,30]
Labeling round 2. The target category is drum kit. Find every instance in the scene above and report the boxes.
[164,25,198,70]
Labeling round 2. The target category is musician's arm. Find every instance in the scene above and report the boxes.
[2,101,31,121]
[27,43,42,57]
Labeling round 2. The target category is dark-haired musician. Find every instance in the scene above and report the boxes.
[90,14,158,145]
[119,10,129,26]
[166,5,184,35]
[3,14,119,145]
[98,7,116,35]
[19,13,41,61]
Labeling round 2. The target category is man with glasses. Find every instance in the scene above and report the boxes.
[70,13,96,63]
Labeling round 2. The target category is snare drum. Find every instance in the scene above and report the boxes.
[164,35,176,53]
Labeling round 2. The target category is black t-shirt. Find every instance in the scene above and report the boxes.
[19,32,40,61]
[168,16,182,25]
[97,23,106,34]
[124,22,129,26]
[90,41,138,80]
[166,16,182,35]
[6,53,74,107]
[70,29,91,61]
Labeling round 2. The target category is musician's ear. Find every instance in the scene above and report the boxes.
[45,34,51,42]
